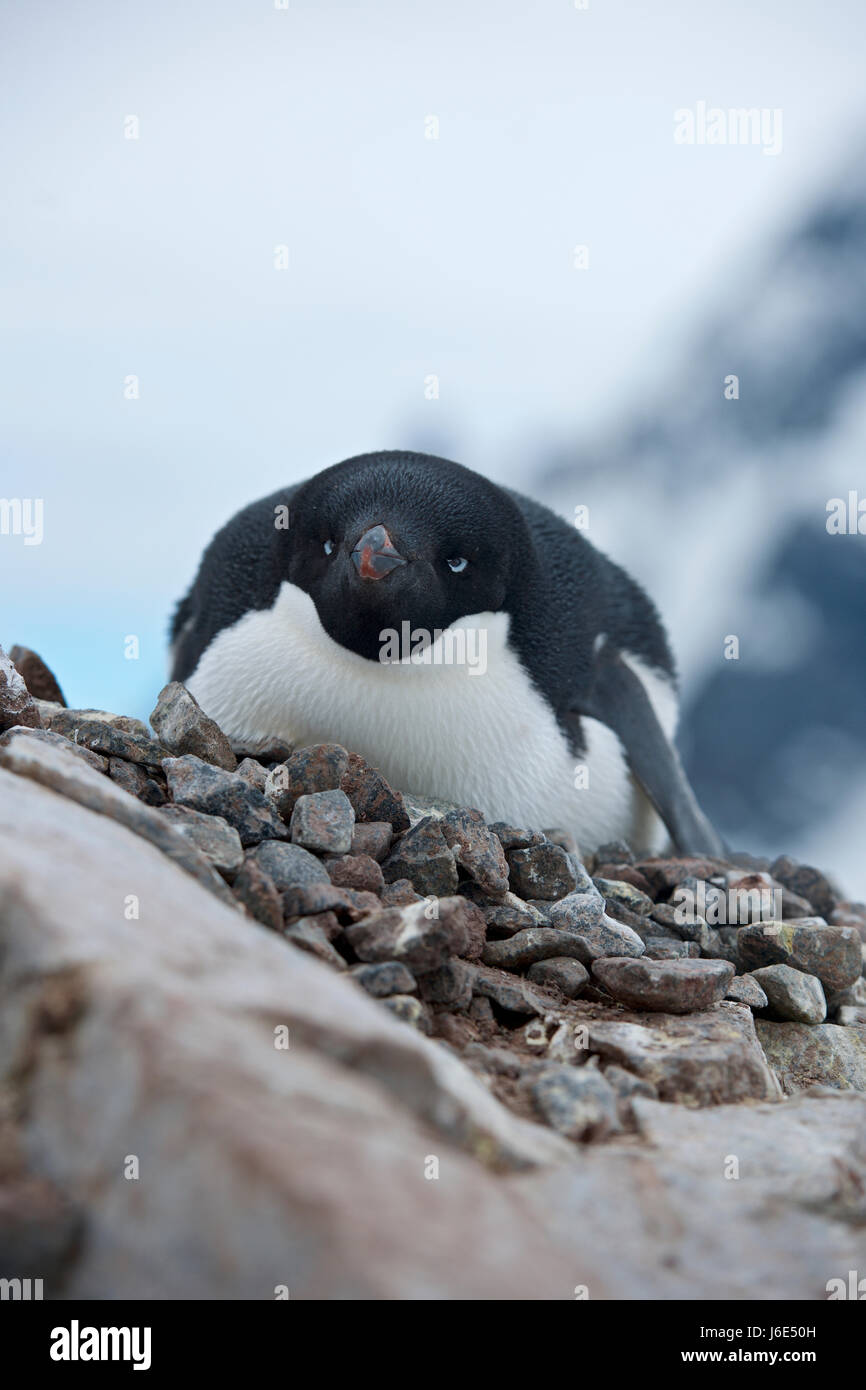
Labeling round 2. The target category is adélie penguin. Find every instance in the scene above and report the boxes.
[170,450,721,855]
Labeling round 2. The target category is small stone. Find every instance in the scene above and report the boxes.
[488,822,545,850]
[635,918,681,943]
[8,646,66,705]
[448,898,487,960]
[726,974,769,1010]
[160,805,244,878]
[483,893,548,936]
[381,817,459,897]
[547,889,605,933]
[481,927,593,972]
[470,964,558,1016]
[0,646,42,731]
[643,940,700,960]
[506,841,578,901]
[108,756,165,804]
[163,755,289,846]
[441,807,509,894]
[349,962,417,997]
[325,853,385,894]
[417,959,474,1009]
[592,863,653,896]
[602,899,648,930]
[770,856,836,920]
[558,912,646,964]
[634,856,726,896]
[47,706,153,740]
[592,957,735,1014]
[750,964,826,1024]
[381,995,432,1032]
[340,751,409,831]
[246,840,329,891]
[231,857,283,930]
[350,821,393,861]
[344,897,472,973]
[379,878,422,907]
[737,921,861,994]
[593,877,654,917]
[282,882,375,920]
[149,682,236,771]
[649,902,680,927]
[68,719,166,767]
[283,921,347,970]
[0,724,107,774]
[530,1065,620,1142]
[525,957,590,998]
[235,757,268,791]
[290,789,354,854]
[265,743,349,822]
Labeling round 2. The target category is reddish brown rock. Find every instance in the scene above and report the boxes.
[265,743,349,821]
[379,878,423,907]
[339,751,409,832]
[592,957,735,1014]
[232,857,283,930]
[8,645,66,705]
[325,853,386,895]
[289,788,355,854]
[350,821,393,861]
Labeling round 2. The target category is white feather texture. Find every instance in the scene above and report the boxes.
[187,582,678,853]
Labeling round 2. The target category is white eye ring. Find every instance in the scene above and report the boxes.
[446,556,468,573]
[323,539,335,556]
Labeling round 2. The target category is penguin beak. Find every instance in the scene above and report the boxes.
[351,525,407,580]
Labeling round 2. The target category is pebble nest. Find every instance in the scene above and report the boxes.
[3,645,865,1145]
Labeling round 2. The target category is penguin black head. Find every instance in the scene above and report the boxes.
[283,451,528,661]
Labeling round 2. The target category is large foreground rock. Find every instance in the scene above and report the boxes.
[755,1019,866,1094]
[1,767,864,1299]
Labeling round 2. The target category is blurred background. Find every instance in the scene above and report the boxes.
[2,0,865,894]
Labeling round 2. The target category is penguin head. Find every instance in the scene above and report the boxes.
[284,451,528,661]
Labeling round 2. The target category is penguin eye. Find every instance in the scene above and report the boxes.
[445,556,468,574]
[323,539,335,556]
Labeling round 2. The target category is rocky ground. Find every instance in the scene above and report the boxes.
[1,643,865,1299]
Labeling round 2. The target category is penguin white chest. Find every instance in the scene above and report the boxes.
[185,581,674,851]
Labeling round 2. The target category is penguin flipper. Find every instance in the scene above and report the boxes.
[567,644,724,858]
